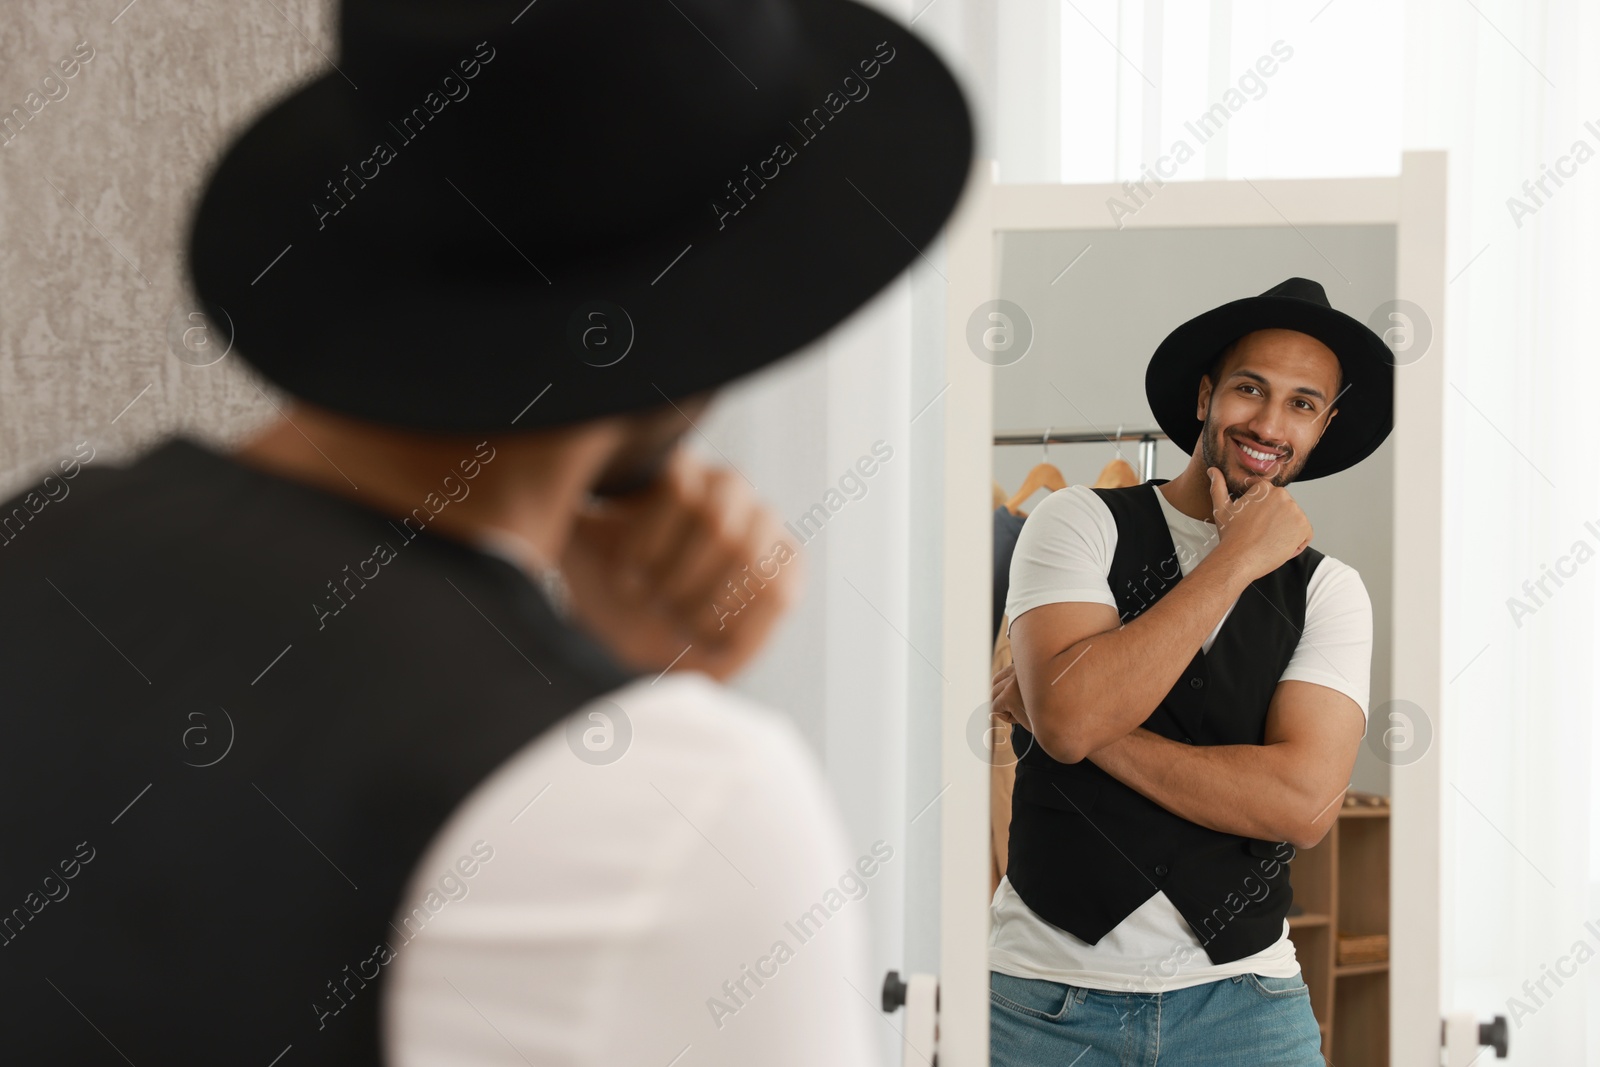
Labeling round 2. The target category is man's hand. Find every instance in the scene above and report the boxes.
[991,662,1036,735]
[1207,466,1313,580]
[560,445,802,681]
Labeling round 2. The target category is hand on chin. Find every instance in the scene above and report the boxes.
[560,447,802,682]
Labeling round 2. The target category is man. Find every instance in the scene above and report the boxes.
[989,277,1395,1065]
[0,2,971,1064]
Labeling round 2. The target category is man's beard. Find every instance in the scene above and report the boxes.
[1200,409,1306,499]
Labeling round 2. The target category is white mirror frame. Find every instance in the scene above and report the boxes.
[937,151,1446,1067]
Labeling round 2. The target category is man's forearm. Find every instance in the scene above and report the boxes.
[1021,544,1258,762]
[1085,728,1339,848]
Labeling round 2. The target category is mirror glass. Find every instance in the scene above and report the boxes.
[986,222,1399,1061]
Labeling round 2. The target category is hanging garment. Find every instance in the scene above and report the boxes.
[990,474,1030,890]
[992,506,1027,639]
[990,616,1018,897]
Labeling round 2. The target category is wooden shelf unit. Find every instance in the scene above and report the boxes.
[1286,793,1390,1066]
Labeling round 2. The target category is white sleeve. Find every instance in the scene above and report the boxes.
[1278,556,1373,732]
[614,693,884,1067]
[383,672,883,1067]
[1003,485,1118,635]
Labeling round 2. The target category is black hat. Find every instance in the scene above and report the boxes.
[187,0,973,433]
[1143,277,1395,481]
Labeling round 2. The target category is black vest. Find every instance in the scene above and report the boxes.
[0,437,633,1064]
[1004,479,1323,965]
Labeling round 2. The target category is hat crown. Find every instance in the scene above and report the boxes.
[334,0,816,252]
[339,0,809,89]
[1257,276,1331,308]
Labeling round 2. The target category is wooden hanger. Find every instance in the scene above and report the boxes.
[1005,428,1067,514]
[1006,463,1066,514]
[1093,457,1139,488]
[1091,423,1141,488]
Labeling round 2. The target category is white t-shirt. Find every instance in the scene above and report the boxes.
[990,482,1373,992]
[380,668,884,1067]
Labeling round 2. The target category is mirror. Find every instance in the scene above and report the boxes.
[985,222,1401,1064]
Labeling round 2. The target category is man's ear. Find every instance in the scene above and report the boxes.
[1195,376,1213,422]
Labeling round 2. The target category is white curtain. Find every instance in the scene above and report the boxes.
[697,7,983,1066]
[1404,0,1600,1060]
[1051,0,1402,185]
[699,273,918,1067]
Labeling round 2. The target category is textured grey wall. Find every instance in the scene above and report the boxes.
[0,0,334,492]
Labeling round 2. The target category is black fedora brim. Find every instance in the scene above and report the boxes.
[186,0,973,434]
[1144,295,1395,481]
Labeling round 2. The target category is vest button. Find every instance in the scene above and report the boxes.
[1183,736,1194,744]
[1189,677,1204,689]
[1154,863,1170,877]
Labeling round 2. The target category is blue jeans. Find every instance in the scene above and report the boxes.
[990,969,1323,1066]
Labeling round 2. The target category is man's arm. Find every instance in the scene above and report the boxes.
[1084,679,1365,849]
[1008,540,1258,764]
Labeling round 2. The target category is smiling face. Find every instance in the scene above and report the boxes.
[1196,328,1343,498]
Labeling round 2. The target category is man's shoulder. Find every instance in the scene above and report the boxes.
[439,673,838,875]
[0,434,634,707]
[1304,551,1368,599]
[587,672,819,773]
[1025,482,1118,533]
[0,438,186,559]
[0,435,354,568]
[1296,552,1373,638]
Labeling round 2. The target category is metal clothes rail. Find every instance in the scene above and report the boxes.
[992,427,1170,482]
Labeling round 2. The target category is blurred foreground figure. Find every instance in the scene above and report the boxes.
[0,1,971,1063]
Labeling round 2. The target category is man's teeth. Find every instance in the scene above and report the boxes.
[1240,442,1282,462]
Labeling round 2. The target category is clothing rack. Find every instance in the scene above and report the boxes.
[993,427,1169,482]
